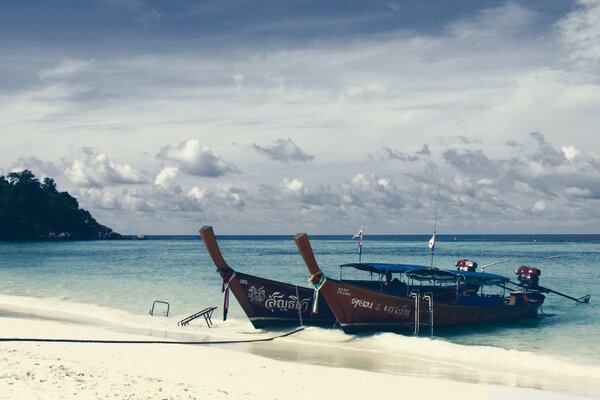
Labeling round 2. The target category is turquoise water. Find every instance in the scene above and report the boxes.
[1,234,599,388]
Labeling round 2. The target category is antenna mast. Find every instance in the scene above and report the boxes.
[429,183,440,269]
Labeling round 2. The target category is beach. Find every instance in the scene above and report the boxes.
[0,314,595,400]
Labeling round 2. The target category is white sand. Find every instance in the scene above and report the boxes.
[0,316,592,400]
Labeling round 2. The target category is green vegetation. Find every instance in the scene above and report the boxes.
[0,170,121,240]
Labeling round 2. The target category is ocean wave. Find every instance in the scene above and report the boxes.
[285,327,600,391]
[0,293,267,341]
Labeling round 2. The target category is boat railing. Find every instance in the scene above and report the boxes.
[178,306,218,328]
[409,290,420,335]
[423,292,434,336]
[149,300,170,317]
[410,291,435,336]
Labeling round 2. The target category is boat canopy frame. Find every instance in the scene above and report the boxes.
[339,262,509,286]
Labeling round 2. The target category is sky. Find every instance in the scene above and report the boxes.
[1,0,600,235]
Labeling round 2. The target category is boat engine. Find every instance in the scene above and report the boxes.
[455,259,477,272]
[516,266,541,287]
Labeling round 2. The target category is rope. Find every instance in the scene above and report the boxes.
[308,271,327,314]
[221,268,236,321]
[294,284,303,326]
[0,327,305,345]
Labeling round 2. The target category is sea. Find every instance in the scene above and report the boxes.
[1,234,599,394]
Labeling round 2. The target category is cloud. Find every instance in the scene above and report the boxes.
[106,0,161,24]
[255,178,340,212]
[369,144,430,162]
[557,0,600,65]
[561,145,581,161]
[528,131,567,166]
[533,200,546,211]
[340,173,405,210]
[452,136,482,145]
[154,167,181,192]
[9,156,62,179]
[64,147,147,188]
[157,139,240,177]
[38,59,95,80]
[447,2,537,40]
[188,183,246,210]
[81,187,154,212]
[438,133,600,217]
[442,148,497,175]
[251,139,314,163]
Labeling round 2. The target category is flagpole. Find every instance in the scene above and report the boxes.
[430,183,440,269]
[358,224,363,262]
[358,240,362,262]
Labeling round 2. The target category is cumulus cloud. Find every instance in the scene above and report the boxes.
[154,167,181,192]
[340,173,405,210]
[188,183,246,210]
[81,187,154,212]
[438,132,600,221]
[64,147,147,188]
[255,178,340,212]
[157,139,240,177]
[251,139,314,163]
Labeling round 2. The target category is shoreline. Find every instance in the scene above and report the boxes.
[0,313,597,399]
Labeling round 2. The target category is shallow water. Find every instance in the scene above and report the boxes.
[1,234,599,392]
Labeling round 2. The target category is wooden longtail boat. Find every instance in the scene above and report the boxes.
[294,232,545,334]
[199,226,335,329]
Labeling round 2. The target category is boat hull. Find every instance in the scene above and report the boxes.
[321,278,544,334]
[228,271,335,329]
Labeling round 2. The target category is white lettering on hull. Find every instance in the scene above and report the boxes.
[264,292,310,313]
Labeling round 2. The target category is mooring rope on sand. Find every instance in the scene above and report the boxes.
[0,327,304,345]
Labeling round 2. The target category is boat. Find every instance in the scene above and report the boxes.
[199,226,335,329]
[294,232,547,334]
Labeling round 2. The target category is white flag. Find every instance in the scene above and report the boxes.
[353,225,363,252]
[428,234,436,250]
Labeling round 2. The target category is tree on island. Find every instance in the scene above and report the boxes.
[0,170,121,240]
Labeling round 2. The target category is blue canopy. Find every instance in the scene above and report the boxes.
[340,262,428,274]
[449,270,509,284]
[340,262,509,285]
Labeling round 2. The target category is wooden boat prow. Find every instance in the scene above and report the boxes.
[294,233,321,276]
[199,226,335,328]
[200,226,231,273]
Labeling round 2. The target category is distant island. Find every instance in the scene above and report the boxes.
[0,170,121,240]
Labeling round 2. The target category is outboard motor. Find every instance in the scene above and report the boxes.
[455,259,477,272]
[516,266,541,287]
